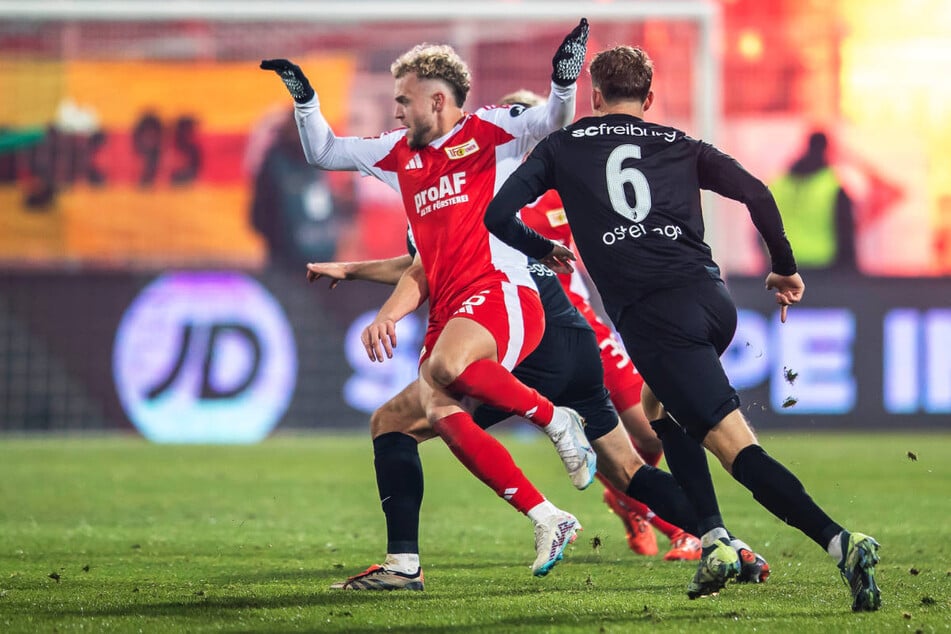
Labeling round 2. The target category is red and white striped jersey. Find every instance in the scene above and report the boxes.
[294,83,575,316]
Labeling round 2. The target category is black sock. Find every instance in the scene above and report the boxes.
[373,432,424,554]
[626,465,700,536]
[650,417,723,535]
[731,444,842,548]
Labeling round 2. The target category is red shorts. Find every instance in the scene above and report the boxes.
[573,298,645,412]
[421,282,545,370]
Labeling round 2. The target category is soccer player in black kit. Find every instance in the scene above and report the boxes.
[485,45,881,611]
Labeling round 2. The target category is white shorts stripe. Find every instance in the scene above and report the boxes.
[500,281,524,370]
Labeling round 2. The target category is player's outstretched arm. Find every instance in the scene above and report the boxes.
[262,58,384,172]
[306,255,414,288]
[498,17,587,139]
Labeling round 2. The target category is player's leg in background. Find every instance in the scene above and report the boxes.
[638,381,742,598]
[332,380,431,590]
[641,384,769,581]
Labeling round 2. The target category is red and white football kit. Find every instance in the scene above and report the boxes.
[295,85,575,369]
[293,83,578,515]
[520,190,645,412]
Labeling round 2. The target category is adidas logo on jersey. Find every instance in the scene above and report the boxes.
[453,289,490,315]
[404,154,423,170]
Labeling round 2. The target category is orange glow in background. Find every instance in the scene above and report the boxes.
[1,6,950,274]
[839,0,951,274]
[0,56,354,268]
[709,0,950,276]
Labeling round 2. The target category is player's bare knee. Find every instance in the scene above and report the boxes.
[370,403,403,437]
[713,449,738,473]
[427,354,464,389]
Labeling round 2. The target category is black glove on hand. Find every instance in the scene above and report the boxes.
[551,18,589,86]
[260,59,315,104]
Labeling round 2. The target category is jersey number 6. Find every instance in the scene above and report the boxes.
[606,144,652,223]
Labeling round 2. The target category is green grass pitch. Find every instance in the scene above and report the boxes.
[1,431,949,633]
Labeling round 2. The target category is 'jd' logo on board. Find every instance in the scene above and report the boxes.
[113,272,297,443]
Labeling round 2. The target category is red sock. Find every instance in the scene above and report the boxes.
[601,474,682,540]
[645,509,682,539]
[448,359,555,426]
[433,412,545,513]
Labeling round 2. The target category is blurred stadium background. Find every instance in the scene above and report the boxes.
[1,0,949,442]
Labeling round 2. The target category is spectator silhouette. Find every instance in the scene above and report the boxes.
[250,110,352,271]
[770,131,857,273]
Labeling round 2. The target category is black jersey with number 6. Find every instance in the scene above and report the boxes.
[485,114,796,322]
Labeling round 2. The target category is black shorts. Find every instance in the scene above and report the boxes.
[613,279,740,442]
[473,324,618,442]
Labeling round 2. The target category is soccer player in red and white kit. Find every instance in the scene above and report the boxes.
[262,19,595,577]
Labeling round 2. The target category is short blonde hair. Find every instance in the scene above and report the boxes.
[391,43,471,107]
[498,89,545,108]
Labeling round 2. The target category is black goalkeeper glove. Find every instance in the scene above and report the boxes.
[260,58,315,104]
[551,18,589,86]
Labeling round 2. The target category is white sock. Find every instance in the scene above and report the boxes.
[383,553,420,574]
[545,408,568,436]
[827,531,846,564]
[527,500,559,524]
[700,527,730,549]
